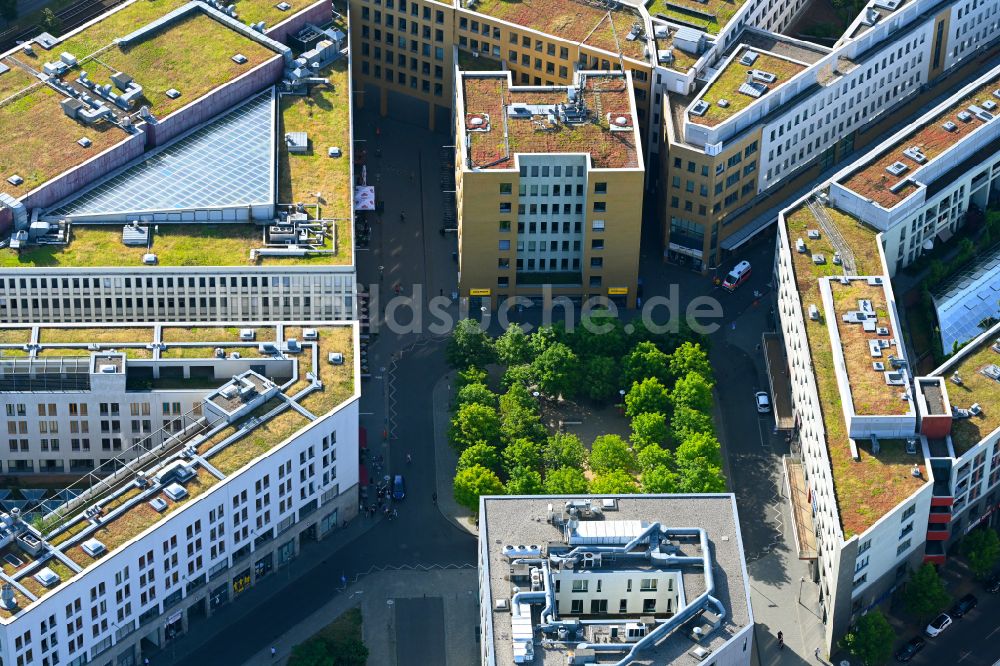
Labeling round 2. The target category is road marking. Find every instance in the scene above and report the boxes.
[957,651,972,663]
[988,625,1000,639]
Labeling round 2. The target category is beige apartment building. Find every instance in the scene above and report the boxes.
[455,70,645,308]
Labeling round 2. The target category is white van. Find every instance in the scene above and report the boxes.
[722,260,752,291]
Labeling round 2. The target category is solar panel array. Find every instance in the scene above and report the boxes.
[932,246,1000,352]
[51,90,274,218]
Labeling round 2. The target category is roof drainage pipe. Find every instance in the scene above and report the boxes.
[572,527,726,666]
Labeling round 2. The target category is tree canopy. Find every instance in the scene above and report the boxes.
[456,442,500,474]
[505,467,544,495]
[961,528,1000,579]
[589,435,636,475]
[453,465,504,511]
[637,444,673,472]
[502,438,543,474]
[589,469,639,494]
[675,456,726,493]
[668,341,712,383]
[630,412,668,452]
[531,342,579,398]
[543,467,589,494]
[840,610,894,666]
[625,378,670,418]
[903,564,950,619]
[455,382,495,410]
[670,371,714,413]
[581,356,620,402]
[641,465,678,493]
[448,403,501,452]
[623,341,671,387]
[495,324,533,366]
[447,319,495,368]
[542,433,587,471]
[670,404,715,443]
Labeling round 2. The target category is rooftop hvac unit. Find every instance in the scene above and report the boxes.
[809,304,820,320]
[163,483,188,502]
[149,498,168,513]
[303,328,318,340]
[494,599,509,611]
[239,329,256,341]
[34,567,60,588]
[942,120,958,132]
[98,364,117,374]
[328,352,344,365]
[739,50,758,66]
[807,229,820,239]
[957,111,973,122]
[690,100,710,117]
[796,238,807,253]
[886,161,908,176]
[81,538,106,557]
[812,253,826,265]
[219,384,239,399]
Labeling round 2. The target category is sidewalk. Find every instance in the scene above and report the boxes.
[161,511,381,665]
[241,568,479,666]
[431,370,478,536]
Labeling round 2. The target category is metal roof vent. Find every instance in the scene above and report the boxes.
[81,538,106,557]
[328,352,344,365]
[78,137,92,148]
[6,175,23,186]
[739,50,758,66]
[34,567,60,588]
[232,53,248,64]
[942,120,957,132]
[166,89,181,99]
[149,497,168,512]
[691,100,710,116]
[163,483,188,502]
[886,161,908,176]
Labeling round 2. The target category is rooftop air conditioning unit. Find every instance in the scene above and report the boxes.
[303,328,318,340]
[163,483,188,502]
[149,498,168,512]
[809,304,820,320]
[796,238,807,253]
[957,111,973,122]
[886,161,908,176]
[239,329,256,341]
[494,599,510,611]
[812,253,826,265]
[807,229,820,239]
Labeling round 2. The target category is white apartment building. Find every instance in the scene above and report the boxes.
[830,62,1000,274]
[478,495,754,666]
[0,322,359,666]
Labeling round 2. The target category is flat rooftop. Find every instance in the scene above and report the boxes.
[839,75,1000,208]
[469,0,648,61]
[0,321,356,618]
[481,495,752,666]
[647,0,749,35]
[0,220,352,267]
[690,47,807,126]
[784,203,925,537]
[461,72,640,170]
[0,0,281,198]
[934,324,1000,455]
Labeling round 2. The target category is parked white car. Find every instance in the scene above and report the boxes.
[924,613,953,637]
[755,391,771,414]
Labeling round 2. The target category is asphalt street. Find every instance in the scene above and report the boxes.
[897,585,1000,666]
[395,597,447,666]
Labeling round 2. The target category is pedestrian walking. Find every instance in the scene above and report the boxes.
[406,452,412,464]
[814,647,821,660]
[270,647,277,658]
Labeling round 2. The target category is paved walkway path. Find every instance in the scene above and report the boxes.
[431,370,477,536]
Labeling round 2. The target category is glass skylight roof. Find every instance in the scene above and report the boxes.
[932,245,1000,352]
[49,90,275,218]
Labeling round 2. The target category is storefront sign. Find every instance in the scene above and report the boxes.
[607,287,628,295]
[469,289,491,296]
[167,612,182,624]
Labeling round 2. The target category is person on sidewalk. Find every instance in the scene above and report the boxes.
[814,647,821,660]
[270,646,277,658]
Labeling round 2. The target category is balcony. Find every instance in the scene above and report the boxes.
[930,496,954,507]
[927,512,951,525]
[927,527,950,541]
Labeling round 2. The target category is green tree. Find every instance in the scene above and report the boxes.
[589,434,636,475]
[289,639,332,666]
[570,315,627,359]
[456,442,500,474]
[641,465,678,493]
[670,404,715,443]
[501,363,534,389]
[39,8,61,34]
[447,319,495,368]
[500,405,547,445]
[675,432,723,468]
[448,403,501,452]
[589,469,639,494]
[668,341,712,383]
[456,365,488,389]
[0,0,17,21]
[499,383,538,416]
[675,457,726,493]
[670,371,714,413]
[502,438,543,475]
[505,467,543,495]
[531,342,579,398]
[903,564,950,619]
[637,444,673,473]
[623,341,671,386]
[453,465,505,512]
[542,433,587,471]
[543,467,589,494]
[455,382,495,410]
[840,610,895,666]
[581,355,620,402]
[625,377,670,418]
[332,638,369,666]
[630,412,668,452]
[529,325,560,356]
[495,324,533,366]
[961,528,1000,579]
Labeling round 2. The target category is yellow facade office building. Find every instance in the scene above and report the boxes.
[455,70,645,307]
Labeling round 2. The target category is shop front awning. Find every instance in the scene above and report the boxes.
[354,185,375,210]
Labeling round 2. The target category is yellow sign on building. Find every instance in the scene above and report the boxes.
[469,289,491,296]
[608,287,629,295]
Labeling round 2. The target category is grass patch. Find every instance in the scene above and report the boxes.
[0,328,32,345]
[277,61,354,266]
[785,204,924,537]
[293,326,355,416]
[48,517,91,547]
[290,607,367,666]
[18,558,76,598]
[162,326,276,343]
[90,467,218,551]
[158,346,270,359]
[0,59,38,101]
[39,327,153,345]
[0,224,340,268]
[209,408,310,475]
[694,49,806,126]
[841,77,1000,208]
[947,342,1000,454]
[0,87,126,197]
[473,0,646,60]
